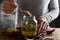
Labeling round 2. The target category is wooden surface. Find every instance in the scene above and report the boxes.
[46,28,60,40]
[0,28,60,40]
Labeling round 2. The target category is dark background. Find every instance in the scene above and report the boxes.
[50,0,60,27]
[0,0,60,27]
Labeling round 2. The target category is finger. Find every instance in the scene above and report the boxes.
[43,22,48,32]
[40,21,45,32]
[3,2,15,9]
[41,22,46,31]
[42,22,47,31]
[4,9,14,13]
[38,21,44,33]
[3,7,14,11]
[44,23,48,31]
[3,1,9,6]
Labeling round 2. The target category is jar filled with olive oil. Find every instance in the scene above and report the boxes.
[21,11,38,39]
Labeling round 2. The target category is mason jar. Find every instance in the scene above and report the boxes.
[21,14,38,39]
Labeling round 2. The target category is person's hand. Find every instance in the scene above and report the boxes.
[2,0,18,14]
[36,18,48,33]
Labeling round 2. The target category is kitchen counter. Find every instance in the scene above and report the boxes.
[0,28,60,40]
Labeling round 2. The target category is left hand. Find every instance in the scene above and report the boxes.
[2,0,18,14]
[36,18,48,33]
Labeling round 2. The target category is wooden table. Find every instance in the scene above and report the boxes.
[46,28,60,40]
[0,28,60,40]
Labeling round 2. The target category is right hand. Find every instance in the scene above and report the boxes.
[36,18,48,33]
[2,0,18,14]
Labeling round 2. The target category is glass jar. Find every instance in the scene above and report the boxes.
[21,15,38,39]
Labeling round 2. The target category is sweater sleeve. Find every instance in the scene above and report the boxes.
[41,0,59,23]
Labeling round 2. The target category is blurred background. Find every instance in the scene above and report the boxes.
[0,0,60,28]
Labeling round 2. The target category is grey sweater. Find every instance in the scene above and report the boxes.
[18,0,59,23]
[0,0,59,28]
